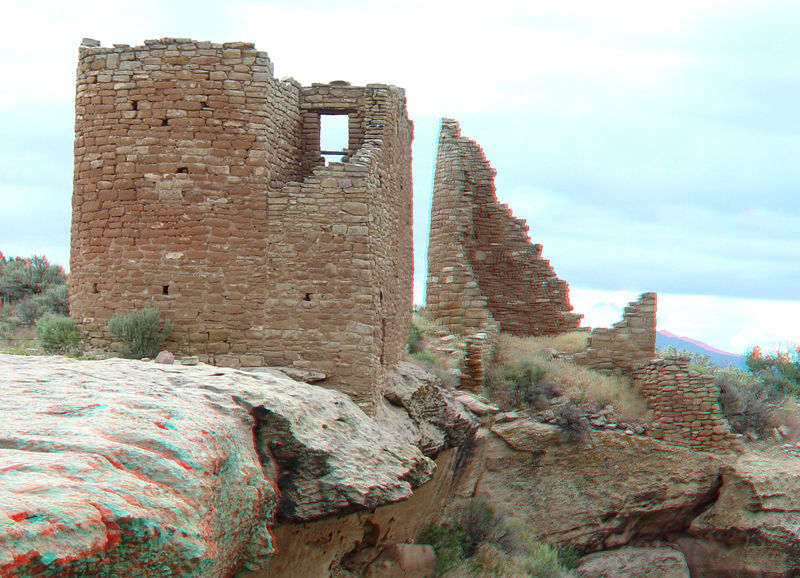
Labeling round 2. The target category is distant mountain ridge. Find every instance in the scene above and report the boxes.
[656,330,746,370]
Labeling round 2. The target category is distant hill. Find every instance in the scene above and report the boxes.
[656,330,746,370]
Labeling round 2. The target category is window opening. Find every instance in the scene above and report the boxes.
[319,114,349,164]
[177,167,188,174]
[162,285,169,295]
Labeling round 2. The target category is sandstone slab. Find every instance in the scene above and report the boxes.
[575,546,690,578]
[462,428,722,552]
[0,354,436,577]
[383,362,477,456]
[0,354,275,578]
[677,452,800,577]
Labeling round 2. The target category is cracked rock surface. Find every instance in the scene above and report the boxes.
[380,361,477,456]
[0,355,435,577]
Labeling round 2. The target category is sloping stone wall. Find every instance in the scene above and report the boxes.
[632,356,742,451]
[70,38,413,413]
[572,292,657,375]
[425,118,582,336]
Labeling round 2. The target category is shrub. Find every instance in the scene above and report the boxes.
[484,333,647,421]
[36,284,69,317]
[108,307,173,359]
[36,314,83,356]
[717,369,784,437]
[13,295,50,326]
[747,344,800,393]
[0,255,66,305]
[421,522,467,577]
[658,346,718,375]
[409,320,425,354]
[460,494,500,557]
[555,402,589,442]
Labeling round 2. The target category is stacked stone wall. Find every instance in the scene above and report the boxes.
[425,119,582,336]
[70,38,412,413]
[633,356,741,451]
[264,84,413,409]
[572,293,656,375]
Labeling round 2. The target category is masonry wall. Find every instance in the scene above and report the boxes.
[633,356,742,451]
[425,119,582,336]
[572,292,657,375]
[70,38,413,413]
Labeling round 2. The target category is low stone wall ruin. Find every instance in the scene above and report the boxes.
[572,293,657,375]
[633,356,742,451]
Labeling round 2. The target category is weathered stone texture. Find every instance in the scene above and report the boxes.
[632,355,742,452]
[70,38,413,413]
[573,292,657,375]
[425,118,582,336]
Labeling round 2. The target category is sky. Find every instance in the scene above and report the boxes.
[0,0,798,355]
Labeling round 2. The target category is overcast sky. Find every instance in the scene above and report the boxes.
[1,0,798,354]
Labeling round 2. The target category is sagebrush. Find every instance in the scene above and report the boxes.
[108,308,173,359]
[36,314,84,356]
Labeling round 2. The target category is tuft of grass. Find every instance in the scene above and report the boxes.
[485,333,647,421]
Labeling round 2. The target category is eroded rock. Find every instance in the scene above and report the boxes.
[0,355,437,577]
[461,428,722,552]
[677,453,800,577]
[575,546,690,578]
[0,354,275,578]
[382,362,478,456]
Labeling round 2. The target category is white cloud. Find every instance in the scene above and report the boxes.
[571,288,800,354]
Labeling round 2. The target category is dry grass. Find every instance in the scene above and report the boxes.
[488,333,648,421]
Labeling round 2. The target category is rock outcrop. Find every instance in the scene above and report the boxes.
[378,361,478,457]
[677,453,800,577]
[575,547,690,578]
[457,425,724,552]
[0,354,436,577]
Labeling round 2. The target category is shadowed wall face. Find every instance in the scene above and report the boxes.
[71,38,413,413]
[425,118,582,336]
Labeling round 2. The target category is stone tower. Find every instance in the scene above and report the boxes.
[71,38,413,412]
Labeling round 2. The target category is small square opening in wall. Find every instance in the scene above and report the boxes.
[162,285,169,295]
[319,114,349,164]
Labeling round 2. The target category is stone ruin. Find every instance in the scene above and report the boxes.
[425,119,583,337]
[69,38,413,413]
[425,120,737,451]
[572,292,657,375]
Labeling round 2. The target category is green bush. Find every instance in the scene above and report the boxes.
[108,307,173,359]
[0,255,66,305]
[36,314,83,356]
[409,321,424,354]
[13,295,50,326]
[36,284,69,317]
[421,522,467,577]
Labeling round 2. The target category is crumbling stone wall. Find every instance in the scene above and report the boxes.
[70,38,413,412]
[633,356,741,451]
[425,119,582,336]
[572,292,657,375]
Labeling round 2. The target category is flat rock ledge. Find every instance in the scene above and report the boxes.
[0,354,435,578]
